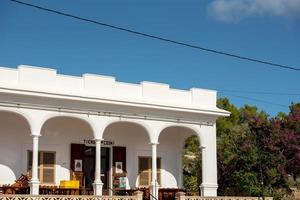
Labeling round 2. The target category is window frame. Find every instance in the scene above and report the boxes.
[27,150,56,185]
[138,156,161,187]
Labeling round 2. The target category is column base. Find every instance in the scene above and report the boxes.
[93,181,103,196]
[29,179,40,195]
[133,190,144,200]
[150,181,159,200]
[200,183,218,197]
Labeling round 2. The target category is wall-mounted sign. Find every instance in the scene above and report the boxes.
[84,139,114,146]
[74,159,82,172]
[115,161,123,174]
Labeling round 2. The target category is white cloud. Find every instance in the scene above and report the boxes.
[208,0,300,22]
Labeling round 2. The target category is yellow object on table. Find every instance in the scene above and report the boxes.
[59,180,79,189]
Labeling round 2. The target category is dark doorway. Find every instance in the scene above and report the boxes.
[83,146,110,189]
[83,146,95,188]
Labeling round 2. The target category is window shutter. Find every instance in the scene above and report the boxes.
[42,168,54,183]
[28,151,55,184]
[139,157,150,186]
[157,158,161,185]
[138,157,161,187]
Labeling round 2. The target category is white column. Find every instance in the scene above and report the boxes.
[150,142,159,200]
[93,139,103,196]
[199,124,218,197]
[29,134,40,195]
[200,145,212,197]
[200,144,218,197]
[109,146,113,196]
[201,145,207,187]
[200,125,218,197]
[200,145,207,196]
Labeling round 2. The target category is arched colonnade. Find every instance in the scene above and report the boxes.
[0,106,217,198]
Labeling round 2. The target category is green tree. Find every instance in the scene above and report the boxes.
[217,99,285,197]
[217,99,261,196]
[183,135,201,195]
[183,97,299,199]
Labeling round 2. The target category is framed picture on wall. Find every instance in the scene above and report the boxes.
[115,161,123,174]
[74,159,83,172]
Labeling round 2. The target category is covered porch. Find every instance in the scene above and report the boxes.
[0,105,219,198]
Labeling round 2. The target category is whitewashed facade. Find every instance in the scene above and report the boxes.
[0,65,229,198]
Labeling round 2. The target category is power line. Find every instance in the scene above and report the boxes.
[218,90,300,96]
[220,92,288,108]
[9,0,300,72]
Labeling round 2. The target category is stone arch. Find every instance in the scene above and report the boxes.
[101,118,152,143]
[0,108,33,134]
[102,119,153,189]
[37,114,97,185]
[157,124,202,189]
[39,113,97,138]
[157,124,203,146]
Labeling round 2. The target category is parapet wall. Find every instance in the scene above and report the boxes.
[0,65,217,109]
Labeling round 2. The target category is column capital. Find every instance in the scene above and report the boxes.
[133,190,144,200]
[30,134,41,137]
[94,138,104,142]
[149,142,159,145]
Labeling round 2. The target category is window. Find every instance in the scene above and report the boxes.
[28,151,56,184]
[138,157,161,187]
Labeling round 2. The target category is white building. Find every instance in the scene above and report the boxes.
[0,65,229,198]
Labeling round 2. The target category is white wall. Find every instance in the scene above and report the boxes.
[0,114,94,186]
[0,66,220,111]
[0,112,31,185]
[103,122,151,189]
[158,127,195,188]
[39,117,94,185]
[103,123,195,189]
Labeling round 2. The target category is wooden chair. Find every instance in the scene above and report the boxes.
[0,174,30,194]
[71,171,84,187]
[11,174,30,188]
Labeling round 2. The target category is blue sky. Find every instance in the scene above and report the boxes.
[0,0,299,116]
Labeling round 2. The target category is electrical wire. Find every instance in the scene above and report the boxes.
[218,90,300,96]
[220,92,288,108]
[7,0,300,108]
[9,0,300,72]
